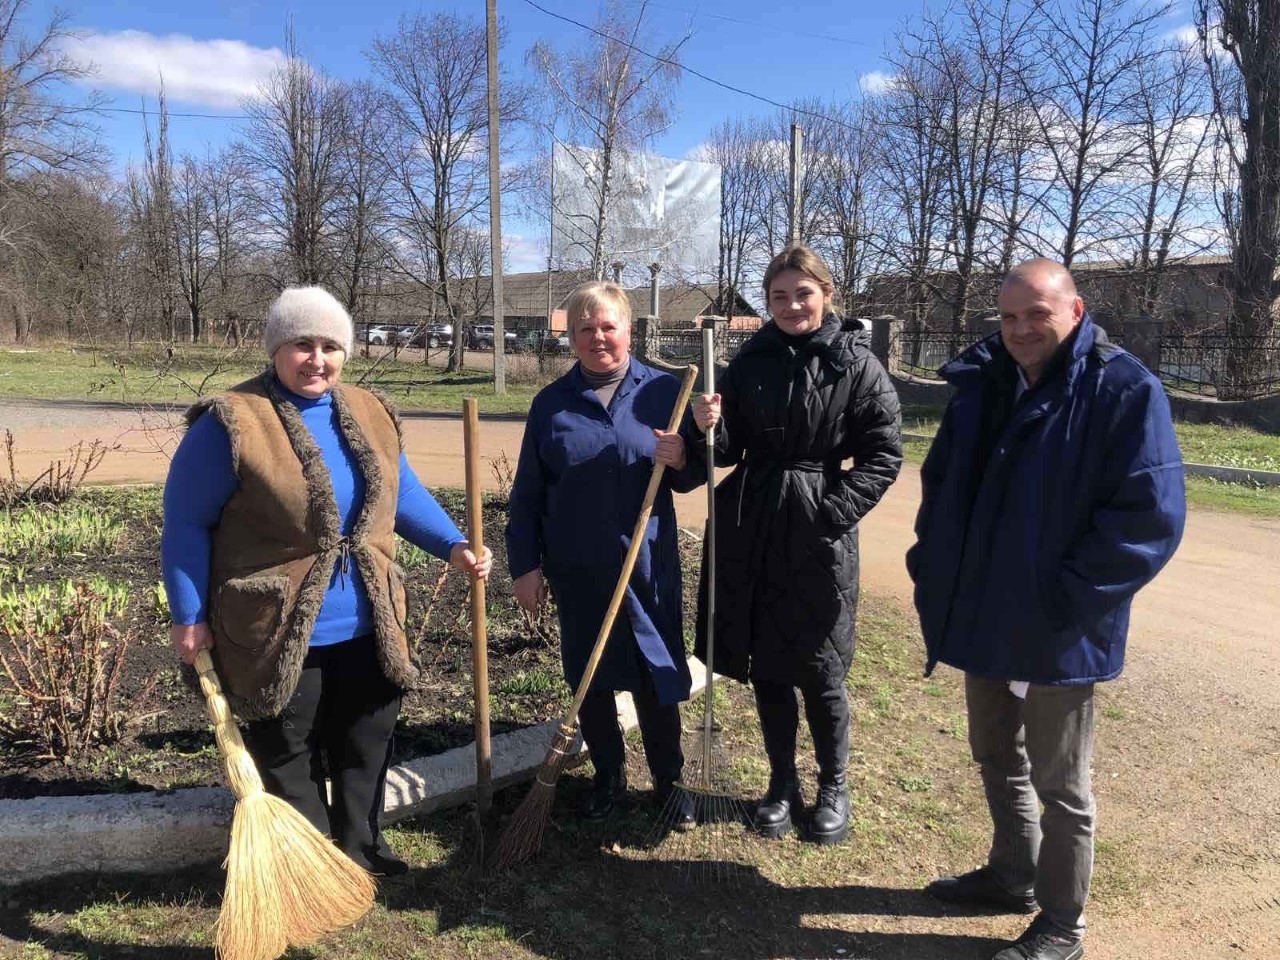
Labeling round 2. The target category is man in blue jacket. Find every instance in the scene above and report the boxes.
[907,260,1185,960]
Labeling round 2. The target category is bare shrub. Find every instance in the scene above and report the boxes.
[0,580,155,761]
[488,451,516,501]
[1,429,115,507]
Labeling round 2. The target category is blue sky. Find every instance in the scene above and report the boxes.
[22,0,903,269]
[25,0,1200,271]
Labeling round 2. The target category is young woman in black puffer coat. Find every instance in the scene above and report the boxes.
[688,245,902,843]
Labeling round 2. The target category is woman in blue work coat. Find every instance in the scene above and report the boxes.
[506,280,699,826]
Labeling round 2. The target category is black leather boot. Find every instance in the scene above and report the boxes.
[581,767,628,822]
[808,772,850,845]
[754,770,803,839]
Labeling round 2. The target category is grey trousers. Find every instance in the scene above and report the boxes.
[965,674,1097,940]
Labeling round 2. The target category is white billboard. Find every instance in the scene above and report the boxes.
[552,143,722,279]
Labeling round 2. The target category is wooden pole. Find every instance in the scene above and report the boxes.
[788,122,804,247]
[463,398,492,813]
[486,0,506,395]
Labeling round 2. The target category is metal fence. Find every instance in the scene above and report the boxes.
[1157,333,1280,400]
[897,331,976,377]
[650,328,756,364]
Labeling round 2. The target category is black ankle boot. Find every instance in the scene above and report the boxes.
[581,768,628,822]
[808,773,850,845]
[754,771,803,839]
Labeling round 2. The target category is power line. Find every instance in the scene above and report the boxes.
[635,0,876,49]
[521,0,860,131]
[99,105,251,120]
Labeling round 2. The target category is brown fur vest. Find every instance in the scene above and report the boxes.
[185,372,416,719]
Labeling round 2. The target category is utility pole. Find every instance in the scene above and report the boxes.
[486,0,505,394]
[788,122,803,248]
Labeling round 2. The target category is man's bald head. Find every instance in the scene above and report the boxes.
[1001,258,1079,301]
[997,258,1085,385]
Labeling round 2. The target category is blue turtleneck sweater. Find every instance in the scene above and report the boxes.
[160,382,464,647]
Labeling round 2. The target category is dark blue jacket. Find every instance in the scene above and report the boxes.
[906,314,1185,684]
[506,360,698,705]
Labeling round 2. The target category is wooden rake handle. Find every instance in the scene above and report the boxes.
[563,363,699,725]
[462,399,493,814]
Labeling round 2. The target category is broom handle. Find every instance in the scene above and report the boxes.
[193,649,264,802]
[562,363,699,725]
[463,399,493,815]
[701,328,716,778]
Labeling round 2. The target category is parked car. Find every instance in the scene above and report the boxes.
[515,330,571,354]
[468,324,519,350]
[364,326,397,346]
[406,323,453,349]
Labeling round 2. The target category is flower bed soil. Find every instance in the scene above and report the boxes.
[0,486,702,800]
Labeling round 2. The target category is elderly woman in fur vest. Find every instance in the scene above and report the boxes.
[161,287,490,877]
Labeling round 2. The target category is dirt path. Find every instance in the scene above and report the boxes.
[4,399,1278,957]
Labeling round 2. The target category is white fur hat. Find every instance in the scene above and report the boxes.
[264,287,353,357]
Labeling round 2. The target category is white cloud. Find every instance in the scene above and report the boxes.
[858,71,898,96]
[62,30,286,109]
[1167,23,1201,47]
[504,232,546,274]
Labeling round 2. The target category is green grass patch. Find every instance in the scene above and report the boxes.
[0,503,125,561]
[1174,421,1280,471]
[900,405,1280,473]
[0,577,131,636]
[0,344,541,415]
[495,668,559,697]
[1185,475,1280,518]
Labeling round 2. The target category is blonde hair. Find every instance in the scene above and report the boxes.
[563,280,633,334]
[762,244,837,307]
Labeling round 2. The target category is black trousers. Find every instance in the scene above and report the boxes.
[754,669,849,785]
[242,636,401,869]
[578,665,684,788]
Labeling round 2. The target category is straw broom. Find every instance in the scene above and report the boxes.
[193,649,375,960]
[490,363,699,871]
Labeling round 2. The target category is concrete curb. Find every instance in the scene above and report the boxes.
[0,659,707,886]
[902,433,1280,488]
[1181,462,1280,487]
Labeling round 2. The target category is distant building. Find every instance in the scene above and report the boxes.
[365,270,758,334]
[861,255,1239,336]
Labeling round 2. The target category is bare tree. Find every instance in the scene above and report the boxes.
[0,0,105,341]
[804,101,891,315]
[875,58,952,330]
[173,153,220,343]
[890,0,1036,332]
[1122,39,1215,324]
[1022,0,1169,266]
[370,11,524,372]
[330,80,393,330]
[205,147,255,345]
[243,26,349,287]
[0,0,104,182]
[128,89,181,342]
[701,117,771,318]
[1197,0,1280,396]
[530,0,688,280]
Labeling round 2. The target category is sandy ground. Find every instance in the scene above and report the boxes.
[3,398,1278,957]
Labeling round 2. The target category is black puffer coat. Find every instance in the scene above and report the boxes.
[689,316,902,685]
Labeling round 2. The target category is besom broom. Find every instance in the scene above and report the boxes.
[194,649,375,960]
[490,362,699,871]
